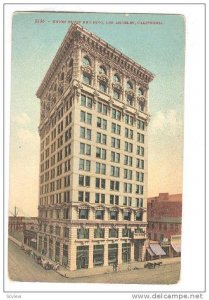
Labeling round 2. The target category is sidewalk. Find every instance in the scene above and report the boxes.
[9,235,180,279]
[56,256,180,279]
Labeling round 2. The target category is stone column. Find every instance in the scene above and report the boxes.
[130,242,135,262]
[60,241,63,265]
[88,227,94,268]
[69,226,77,270]
[103,228,108,266]
[118,241,122,265]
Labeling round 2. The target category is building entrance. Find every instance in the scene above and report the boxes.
[134,240,140,261]
[76,246,89,269]
[108,244,118,265]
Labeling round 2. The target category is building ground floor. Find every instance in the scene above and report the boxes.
[35,231,146,271]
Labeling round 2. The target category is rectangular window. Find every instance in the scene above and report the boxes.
[136,185,144,195]
[136,172,144,182]
[94,228,105,239]
[80,111,92,125]
[112,108,121,120]
[137,133,145,143]
[109,228,118,238]
[97,117,107,130]
[96,147,106,159]
[111,151,120,163]
[123,196,132,206]
[109,211,118,220]
[80,143,91,155]
[124,169,132,180]
[80,127,91,140]
[79,209,89,219]
[83,73,92,85]
[110,180,120,191]
[123,211,131,221]
[110,166,120,177]
[63,227,69,238]
[136,198,143,207]
[136,146,144,156]
[93,245,104,267]
[97,102,108,115]
[111,137,120,149]
[95,210,104,220]
[111,123,121,135]
[81,94,92,108]
[96,133,107,145]
[96,163,106,175]
[124,142,133,153]
[77,228,89,239]
[109,195,119,205]
[125,128,133,139]
[137,119,145,130]
[78,191,90,202]
[95,178,106,189]
[79,159,91,171]
[136,159,144,169]
[95,193,105,204]
[124,114,134,125]
[124,183,132,193]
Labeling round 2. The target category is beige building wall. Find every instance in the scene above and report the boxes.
[35,24,154,271]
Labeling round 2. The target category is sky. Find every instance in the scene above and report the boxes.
[9,12,185,217]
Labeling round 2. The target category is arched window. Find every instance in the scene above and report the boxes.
[138,88,144,96]
[127,81,133,90]
[127,94,133,106]
[113,74,120,83]
[83,72,92,86]
[99,81,107,93]
[69,59,73,68]
[60,72,64,81]
[83,56,91,66]
[113,90,120,100]
[99,65,106,75]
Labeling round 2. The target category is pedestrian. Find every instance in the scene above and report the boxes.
[115,262,118,272]
[112,262,116,272]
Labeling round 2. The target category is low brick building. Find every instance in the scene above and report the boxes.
[147,193,182,258]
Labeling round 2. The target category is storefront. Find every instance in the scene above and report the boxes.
[76,246,89,269]
[62,244,68,266]
[55,241,60,262]
[146,242,166,260]
[49,238,53,259]
[171,235,181,257]
[122,243,131,263]
[108,244,118,265]
[93,245,104,267]
[23,230,37,250]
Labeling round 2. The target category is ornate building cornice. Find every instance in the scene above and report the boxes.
[36,23,154,99]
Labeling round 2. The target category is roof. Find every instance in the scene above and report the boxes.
[148,193,182,202]
[36,23,155,98]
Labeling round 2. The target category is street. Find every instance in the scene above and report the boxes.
[8,239,180,284]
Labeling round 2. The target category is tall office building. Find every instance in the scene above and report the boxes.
[36,24,154,271]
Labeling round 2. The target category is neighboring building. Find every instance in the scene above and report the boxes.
[36,24,154,270]
[8,216,24,232]
[23,218,39,249]
[147,193,182,258]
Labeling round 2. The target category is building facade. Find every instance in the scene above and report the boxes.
[147,193,182,258]
[36,24,154,270]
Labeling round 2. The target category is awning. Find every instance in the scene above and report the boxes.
[147,248,155,256]
[171,243,181,253]
[150,243,166,256]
